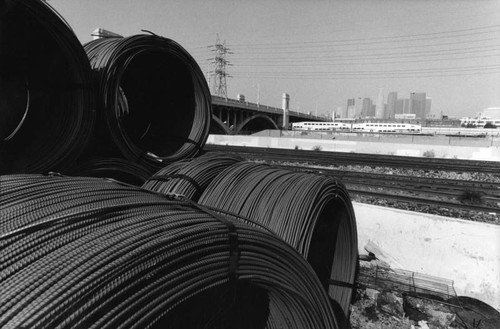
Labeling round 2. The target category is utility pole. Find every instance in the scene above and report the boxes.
[209,35,232,99]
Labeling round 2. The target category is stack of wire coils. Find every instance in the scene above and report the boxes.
[0,174,340,329]
[83,33,212,173]
[0,0,94,174]
[197,161,358,324]
[142,152,243,201]
[66,156,156,187]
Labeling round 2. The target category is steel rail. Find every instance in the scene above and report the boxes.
[204,145,500,174]
[350,189,500,214]
[272,164,500,212]
[0,0,94,174]
[0,174,340,329]
[275,165,500,194]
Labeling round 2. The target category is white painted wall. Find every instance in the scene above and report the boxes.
[354,203,500,311]
[206,134,500,161]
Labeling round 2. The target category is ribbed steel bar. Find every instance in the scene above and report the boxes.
[66,157,155,186]
[143,152,242,201]
[84,34,211,171]
[0,174,339,329]
[198,161,358,320]
[0,0,94,174]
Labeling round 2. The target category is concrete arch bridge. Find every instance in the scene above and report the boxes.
[211,95,324,135]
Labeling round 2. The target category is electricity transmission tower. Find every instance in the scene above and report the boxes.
[209,36,232,98]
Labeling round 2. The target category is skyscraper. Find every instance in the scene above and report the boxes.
[375,88,384,119]
[355,97,363,118]
[425,98,432,118]
[409,92,427,118]
[346,98,356,118]
[387,92,398,119]
[362,98,373,118]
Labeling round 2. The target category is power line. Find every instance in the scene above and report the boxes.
[228,25,500,49]
[231,46,500,65]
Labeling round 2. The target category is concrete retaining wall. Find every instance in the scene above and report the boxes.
[354,203,500,311]
[206,134,500,161]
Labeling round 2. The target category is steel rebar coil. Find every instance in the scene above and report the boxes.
[142,152,243,201]
[0,0,94,174]
[198,161,358,320]
[66,156,155,186]
[0,174,340,329]
[84,34,211,171]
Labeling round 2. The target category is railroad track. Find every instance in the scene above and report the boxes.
[204,145,500,174]
[277,164,500,214]
[203,145,500,214]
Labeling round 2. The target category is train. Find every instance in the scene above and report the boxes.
[291,121,422,134]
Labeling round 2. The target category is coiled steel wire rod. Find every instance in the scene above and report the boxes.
[0,174,340,329]
[142,152,242,201]
[0,0,94,174]
[84,33,211,172]
[67,156,155,186]
[198,161,358,321]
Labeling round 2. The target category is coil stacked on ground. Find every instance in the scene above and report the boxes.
[0,174,339,329]
[66,156,155,186]
[83,34,211,172]
[198,161,358,322]
[0,0,94,174]
[142,152,242,201]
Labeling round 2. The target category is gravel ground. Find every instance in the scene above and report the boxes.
[338,164,500,225]
[264,160,500,225]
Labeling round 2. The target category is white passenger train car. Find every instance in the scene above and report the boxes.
[291,121,351,131]
[291,121,422,134]
[351,122,421,133]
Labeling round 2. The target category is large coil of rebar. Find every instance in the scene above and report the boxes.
[84,34,211,171]
[198,161,358,320]
[0,0,94,174]
[66,156,155,186]
[0,174,340,329]
[142,152,242,201]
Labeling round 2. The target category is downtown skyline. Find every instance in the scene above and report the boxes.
[48,0,500,119]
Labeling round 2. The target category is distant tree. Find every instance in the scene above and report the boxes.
[484,122,497,129]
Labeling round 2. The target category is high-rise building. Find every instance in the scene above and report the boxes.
[387,92,398,119]
[425,98,432,118]
[375,88,384,119]
[355,97,363,118]
[346,98,356,118]
[362,98,373,118]
[397,99,410,114]
[409,92,426,118]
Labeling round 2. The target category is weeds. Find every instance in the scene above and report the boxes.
[459,190,484,205]
[422,150,435,158]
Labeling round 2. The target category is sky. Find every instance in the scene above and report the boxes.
[48,0,500,119]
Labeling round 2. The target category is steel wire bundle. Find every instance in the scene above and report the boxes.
[66,156,155,186]
[198,161,358,321]
[0,174,340,329]
[0,0,94,174]
[83,34,211,172]
[142,152,243,201]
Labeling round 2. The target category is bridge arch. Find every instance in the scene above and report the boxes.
[210,116,231,135]
[234,114,279,134]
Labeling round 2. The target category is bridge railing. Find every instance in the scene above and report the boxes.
[211,95,321,120]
